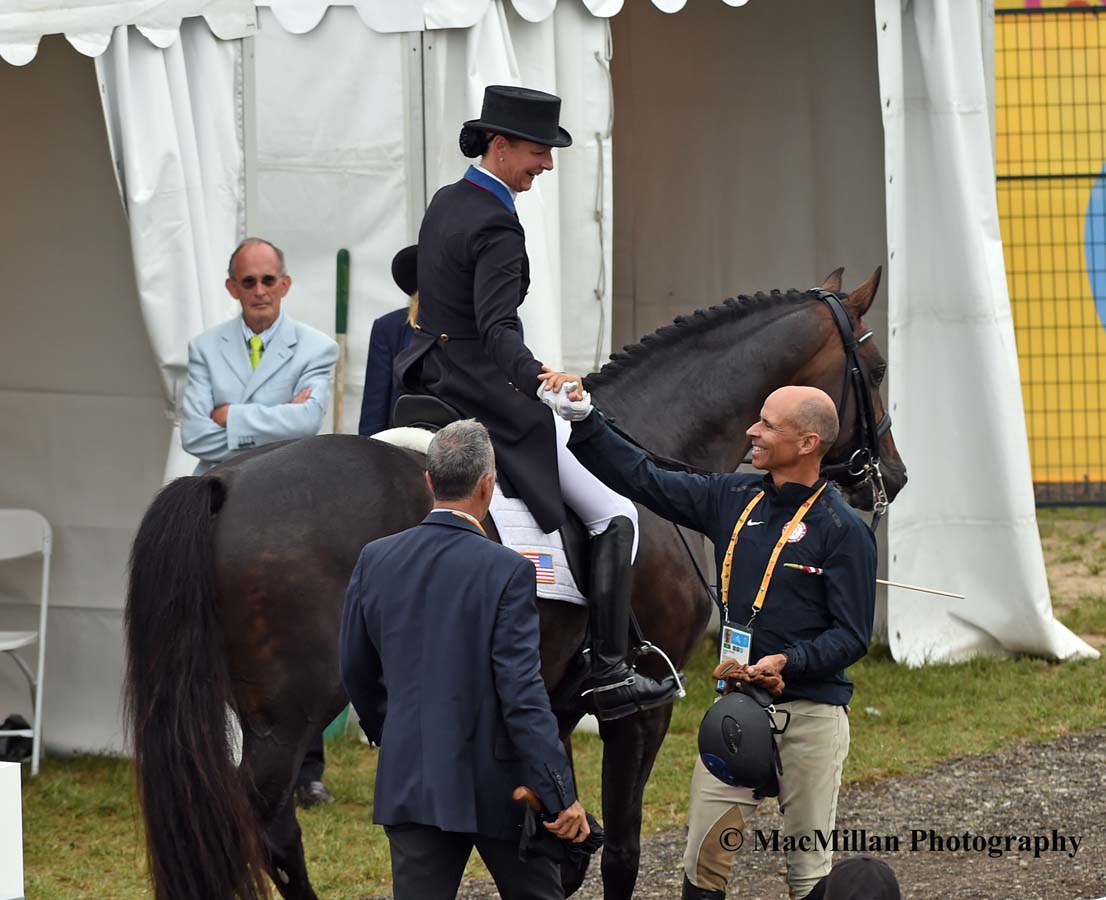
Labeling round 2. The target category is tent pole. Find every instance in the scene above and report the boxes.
[242,34,258,237]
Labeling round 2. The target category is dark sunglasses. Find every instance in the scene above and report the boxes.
[236,274,282,288]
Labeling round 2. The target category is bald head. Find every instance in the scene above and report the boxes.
[768,386,839,456]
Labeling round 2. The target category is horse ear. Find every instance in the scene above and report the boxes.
[845,267,882,317]
[820,267,844,292]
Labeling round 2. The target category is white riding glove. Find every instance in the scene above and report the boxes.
[536,381,594,422]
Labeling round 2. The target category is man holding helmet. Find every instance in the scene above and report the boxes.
[543,383,877,899]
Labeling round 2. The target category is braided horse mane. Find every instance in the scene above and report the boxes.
[583,288,816,390]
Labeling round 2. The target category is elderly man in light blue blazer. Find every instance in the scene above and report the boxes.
[182,237,339,476]
[181,236,340,807]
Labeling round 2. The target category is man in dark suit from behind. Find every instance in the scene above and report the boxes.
[340,419,589,899]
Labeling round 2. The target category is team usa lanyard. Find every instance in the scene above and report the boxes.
[444,509,487,536]
[719,482,828,625]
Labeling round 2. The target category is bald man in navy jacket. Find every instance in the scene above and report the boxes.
[340,419,589,900]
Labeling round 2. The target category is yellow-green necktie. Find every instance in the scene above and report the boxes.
[248,335,263,370]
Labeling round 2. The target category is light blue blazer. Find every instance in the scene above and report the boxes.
[181,314,339,474]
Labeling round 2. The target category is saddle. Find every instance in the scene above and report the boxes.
[392,394,467,432]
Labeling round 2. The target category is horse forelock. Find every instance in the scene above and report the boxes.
[585,289,820,391]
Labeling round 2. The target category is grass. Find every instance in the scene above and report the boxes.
[22,755,149,898]
[20,508,1106,898]
[1060,594,1106,634]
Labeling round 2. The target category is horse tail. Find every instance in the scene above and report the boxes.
[124,474,270,900]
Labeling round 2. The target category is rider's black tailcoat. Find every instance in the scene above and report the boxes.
[395,174,563,532]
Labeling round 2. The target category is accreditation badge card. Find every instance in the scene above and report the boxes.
[717,621,752,691]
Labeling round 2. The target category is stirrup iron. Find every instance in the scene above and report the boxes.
[633,641,687,699]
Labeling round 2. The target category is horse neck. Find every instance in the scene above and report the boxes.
[588,296,829,473]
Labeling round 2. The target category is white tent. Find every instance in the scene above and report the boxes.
[0,0,1095,754]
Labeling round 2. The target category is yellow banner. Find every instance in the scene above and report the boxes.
[996,7,1106,485]
[996,1,1106,10]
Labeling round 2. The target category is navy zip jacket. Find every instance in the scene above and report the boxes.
[569,411,877,706]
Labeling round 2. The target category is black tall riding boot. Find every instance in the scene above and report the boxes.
[584,516,683,721]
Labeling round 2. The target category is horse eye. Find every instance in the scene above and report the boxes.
[871,365,887,385]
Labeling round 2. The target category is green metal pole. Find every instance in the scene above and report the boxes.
[328,249,353,736]
[333,248,350,432]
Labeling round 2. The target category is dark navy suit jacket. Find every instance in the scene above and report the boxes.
[339,510,576,840]
[358,307,412,436]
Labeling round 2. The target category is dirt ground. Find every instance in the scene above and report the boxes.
[453,727,1106,899]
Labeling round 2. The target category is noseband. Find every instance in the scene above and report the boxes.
[812,290,892,530]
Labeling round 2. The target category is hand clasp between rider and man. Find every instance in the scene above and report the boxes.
[537,379,593,421]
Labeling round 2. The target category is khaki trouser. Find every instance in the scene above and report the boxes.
[683,699,850,899]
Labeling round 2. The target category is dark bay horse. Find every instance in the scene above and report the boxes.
[124,268,906,900]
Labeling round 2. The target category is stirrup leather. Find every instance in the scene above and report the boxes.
[579,674,635,697]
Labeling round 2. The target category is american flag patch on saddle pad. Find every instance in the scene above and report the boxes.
[488,483,585,606]
[521,552,556,584]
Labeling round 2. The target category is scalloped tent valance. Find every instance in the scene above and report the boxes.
[0,0,750,65]
[258,0,750,33]
[0,0,256,66]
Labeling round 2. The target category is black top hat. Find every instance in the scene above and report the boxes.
[391,245,417,297]
[464,85,572,149]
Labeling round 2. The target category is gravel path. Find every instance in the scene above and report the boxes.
[450,728,1106,899]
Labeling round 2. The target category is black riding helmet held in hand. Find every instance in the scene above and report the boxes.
[697,687,788,797]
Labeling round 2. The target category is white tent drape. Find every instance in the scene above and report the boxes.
[548,4,613,373]
[96,18,243,479]
[877,0,1097,664]
[251,6,421,434]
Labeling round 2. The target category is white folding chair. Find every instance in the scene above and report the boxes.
[0,510,52,776]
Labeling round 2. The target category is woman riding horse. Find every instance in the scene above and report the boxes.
[394,85,682,720]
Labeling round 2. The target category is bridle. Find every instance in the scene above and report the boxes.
[811,289,893,531]
[632,288,896,617]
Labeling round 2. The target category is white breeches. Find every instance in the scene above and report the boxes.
[552,414,640,562]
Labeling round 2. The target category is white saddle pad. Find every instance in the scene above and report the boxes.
[371,427,587,606]
[488,483,586,606]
